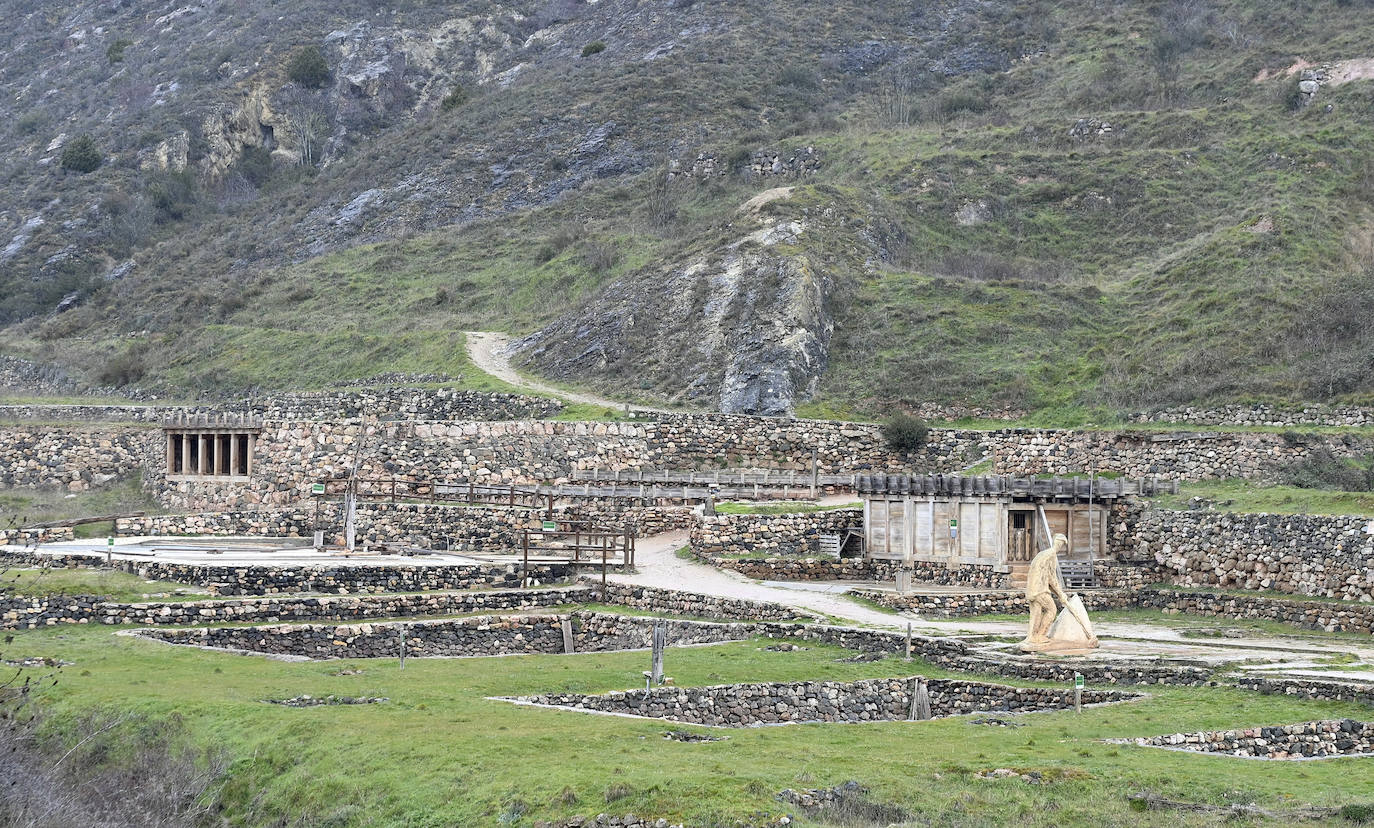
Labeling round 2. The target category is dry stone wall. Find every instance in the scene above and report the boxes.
[0,389,563,423]
[1143,589,1374,634]
[1131,720,1374,759]
[0,587,589,630]
[137,612,754,659]
[989,429,1374,482]
[0,425,157,490]
[690,509,862,558]
[1131,404,1374,428]
[519,677,1137,726]
[1121,508,1374,600]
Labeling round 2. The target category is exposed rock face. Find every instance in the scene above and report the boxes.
[514,217,838,415]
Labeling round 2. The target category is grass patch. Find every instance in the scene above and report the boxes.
[1151,479,1374,516]
[8,624,1374,826]
[4,567,208,602]
[0,476,164,529]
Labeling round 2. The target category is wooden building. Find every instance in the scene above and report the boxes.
[856,475,1173,586]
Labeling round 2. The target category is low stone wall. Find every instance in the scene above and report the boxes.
[136,561,571,596]
[0,527,74,546]
[847,588,1137,618]
[690,509,862,558]
[518,676,1137,727]
[703,556,900,582]
[1142,589,1374,634]
[1132,719,1374,759]
[116,503,544,552]
[1131,404,1374,428]
[0,587,592,630]
[698,555,1006,588]
[596,582,812,621]
[1233,676,1374,708]
[1122,508,1374,600]
[137,612,754,659]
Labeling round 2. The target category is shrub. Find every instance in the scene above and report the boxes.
[286,46,330,88]
[96,344,148,387]
[60,135,102,173]
[1341,803,1374,824]
[1283,447,1374,492]
[440,84,469,112]
[881,413,930,453]
[106,38,132,64]
[581,41,606,57]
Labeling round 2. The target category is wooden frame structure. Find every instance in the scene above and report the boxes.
[163,414,262,481]
[856,474,1174,574]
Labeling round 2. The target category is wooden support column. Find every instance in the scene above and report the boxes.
[230,433,240,478]
[166,433,175,475]
[182,433,192,475]
[197,434,207,474]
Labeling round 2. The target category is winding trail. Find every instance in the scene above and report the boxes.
[465,331,666,412]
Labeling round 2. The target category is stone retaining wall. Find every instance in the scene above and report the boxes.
[990,429,1374,482]
[1131,404,1374,428]
[1132,719,1374,759]
[0,389,563,423]
[518,677,1137,726]
[137,612,754,659]
[596,582,811,621]
[0,587,588,630]
[1233,676,1374,708]
[115,502,546,552]
[690,510,862,558]
[1121,509,1374,600]
[142,560,572,596]
[0,425,158,490]
[847,588,1137,618]
[1142,589,1374,634]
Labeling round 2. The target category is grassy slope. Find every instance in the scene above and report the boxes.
[10,625,1374,826]
[7,0,1374,416]
[4,568,209,602]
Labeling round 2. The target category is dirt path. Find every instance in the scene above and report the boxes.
[465,331,665,412]
[615,531,1374,678]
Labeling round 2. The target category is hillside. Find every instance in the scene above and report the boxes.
[2,0,1373,416]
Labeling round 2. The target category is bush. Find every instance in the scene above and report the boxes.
[441,84,469,112]
[881,413,929,453]
[1283,447,1374,492]
[1341,803,1374,824]
[581,41,606,57]
[95,344,148,387]
[106,38,132,64]
[286,45,330,88]
[60,135,102,173]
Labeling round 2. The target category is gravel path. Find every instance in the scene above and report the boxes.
[465,331,665,412]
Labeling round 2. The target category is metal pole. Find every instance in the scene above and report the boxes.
[651,621,665,685]
[522,532,529,588]
[601,542,608,600]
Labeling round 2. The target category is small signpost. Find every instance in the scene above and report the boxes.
[1074,672,1084,713]
[106,536,114,565]
[542,520,557,532]
[949,518,958,539]
[311,482,326,495]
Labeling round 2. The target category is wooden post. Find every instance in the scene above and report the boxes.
[907,678,931,721]
[522,532,530,588]
[561,619,575,654]
[810,448,818,498]
[904,622,912,661]
[601,541,608,601]
[398,625,407,671]
[651,621,665,685]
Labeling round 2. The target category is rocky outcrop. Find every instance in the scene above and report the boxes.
[514,210,844,415]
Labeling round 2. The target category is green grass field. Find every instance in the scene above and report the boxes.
[4,567,209,602]
[6,616,1374,827]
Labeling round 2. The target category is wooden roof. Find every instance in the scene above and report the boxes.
[855,474,1174,501]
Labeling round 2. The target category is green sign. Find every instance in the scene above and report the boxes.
[312,483,326,495]
[949,519,957,527]
[542,520,557,531]
[1074,673,1084,689]
[107,537,114,547]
